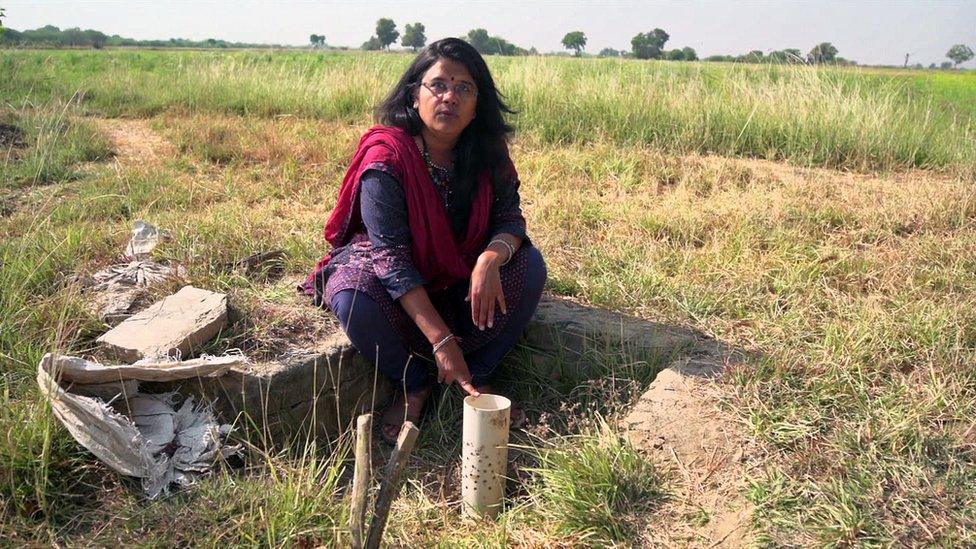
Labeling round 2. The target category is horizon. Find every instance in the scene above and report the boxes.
[2,1,975,67]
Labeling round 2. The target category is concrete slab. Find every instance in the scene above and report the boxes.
[97,285,228,363]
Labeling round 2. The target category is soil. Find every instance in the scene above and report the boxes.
[0,123,27,149]
[93,118,174,165]
[623,356,757,547]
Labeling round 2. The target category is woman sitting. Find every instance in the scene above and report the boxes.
[302,38,546,444]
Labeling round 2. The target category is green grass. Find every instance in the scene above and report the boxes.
[0,101,111,189]
[2,50,974,172]
[3,49,976,545]
[526,420,667,545]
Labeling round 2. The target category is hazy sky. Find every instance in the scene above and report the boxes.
[5,1,975,67]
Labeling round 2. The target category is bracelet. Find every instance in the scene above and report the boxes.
[488,238,515,266]
[432,333,456,354]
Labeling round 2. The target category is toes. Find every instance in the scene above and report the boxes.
[381,424,400,443]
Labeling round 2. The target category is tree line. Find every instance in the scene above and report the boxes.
[355,19,530,56]
[1,16,972,69]
[355,18,974,69]
[0,24,276,49]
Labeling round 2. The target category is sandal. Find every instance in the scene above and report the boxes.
[473,384,526,430]
[380,386,432,445]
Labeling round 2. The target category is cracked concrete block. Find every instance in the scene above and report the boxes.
[97,285,228,363]
[521,297,706,382]
[184,332,389,445]
[181,296,723,447]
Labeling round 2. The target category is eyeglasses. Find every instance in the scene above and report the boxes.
[421,80,478,101]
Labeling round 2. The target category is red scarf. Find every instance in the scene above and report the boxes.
[305,125,500,293]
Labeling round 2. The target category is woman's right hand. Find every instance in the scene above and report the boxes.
[434,340,481,397]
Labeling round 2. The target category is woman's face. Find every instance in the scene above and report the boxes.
[413,58,478,142]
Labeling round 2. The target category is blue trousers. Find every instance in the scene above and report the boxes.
[331,246,546,393]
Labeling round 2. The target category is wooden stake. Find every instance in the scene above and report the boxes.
[349,414,372,549]
[364,421,419,549]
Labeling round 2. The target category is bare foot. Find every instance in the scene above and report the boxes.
[381,386,432,444]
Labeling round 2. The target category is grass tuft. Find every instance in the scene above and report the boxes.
[526,420,667,545]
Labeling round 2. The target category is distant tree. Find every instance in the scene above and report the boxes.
[493,35,527,56]
[808,42,838,64]
[83,29,107,48]
[783,48,803,63]
[681,47,698,61]
[401,22,426,51]
[665,49,684,61]
[0,6,6,35]
[61,27,83,46]
[946,44,974,68]
[631,28,669,60]
[598,47,622,57]
[561,31,586,56]
[744,50,764,63]
[362,36,382,51]
[464,28,526,56]
[375,18,398,50]
[466,28,492,53]
[940,61,953,70]
[207,38,217,47]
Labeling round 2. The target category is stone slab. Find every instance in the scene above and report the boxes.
[97,285,227,363]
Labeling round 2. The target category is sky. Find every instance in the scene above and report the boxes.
[4,1,975,67]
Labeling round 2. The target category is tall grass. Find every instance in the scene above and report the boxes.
[2,50,974,172]
[1,98,111,189]
[0,105,120,540]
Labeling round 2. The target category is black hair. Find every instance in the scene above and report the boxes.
[375,37,515,189]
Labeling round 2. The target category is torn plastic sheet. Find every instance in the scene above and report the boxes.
[124,220,170,260]
[37,353,243,499]
[92,260,183,292]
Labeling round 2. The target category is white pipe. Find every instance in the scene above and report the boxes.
[461,394,511,518]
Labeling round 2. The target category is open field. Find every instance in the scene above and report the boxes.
[2,49,976,546]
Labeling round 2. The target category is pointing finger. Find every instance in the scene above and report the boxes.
[458,379,481,397]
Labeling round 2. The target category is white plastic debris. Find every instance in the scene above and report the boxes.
[92,260,182,291]
[37,353,243,499]
[44,353,241,384]
[124,220,170,260]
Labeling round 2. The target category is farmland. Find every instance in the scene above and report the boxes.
[2,49,975,546]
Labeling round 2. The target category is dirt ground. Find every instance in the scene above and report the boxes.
[94,118,174,165]
[623,355,756,547]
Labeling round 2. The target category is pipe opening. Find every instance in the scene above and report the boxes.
[464,394,511,412]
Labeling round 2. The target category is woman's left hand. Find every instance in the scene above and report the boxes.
[467,252,507,330]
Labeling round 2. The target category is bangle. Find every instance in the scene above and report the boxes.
[488,238,515,266]
[432,333,456,354]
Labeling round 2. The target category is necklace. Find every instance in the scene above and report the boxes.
[419,134,452,173]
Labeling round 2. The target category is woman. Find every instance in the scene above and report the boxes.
[302,38,546,444]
